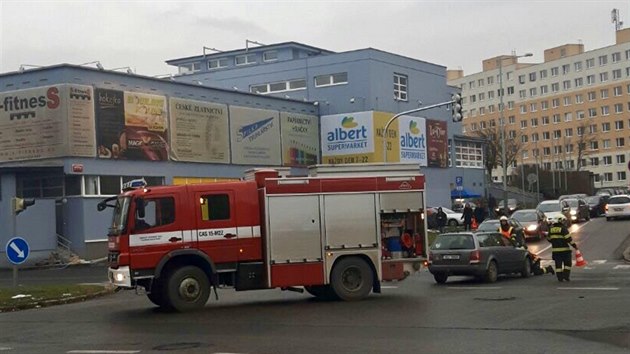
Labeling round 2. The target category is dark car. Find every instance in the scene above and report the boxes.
[585,195,607,217]
[428,232,531,284]
[495,198,520,216]
[477,218,526,245]
[565,198,590,223]
[510,209,547,240]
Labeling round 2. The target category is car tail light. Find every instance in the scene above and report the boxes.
[469,250,480,264]
[427,252,433,264]
[605,204,609,212]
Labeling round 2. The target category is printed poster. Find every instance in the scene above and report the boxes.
[280,112,319,166]
[230,106,281,165]
[95,89,169,161]
[398,115,427,166]
[427,119,448,168]
[0,85,95,162]
[169,98,229,163]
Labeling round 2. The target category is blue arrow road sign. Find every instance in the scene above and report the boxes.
[6,237,29,265]
[455,176,463,186]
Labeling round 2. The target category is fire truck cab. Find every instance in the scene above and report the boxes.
[104,163,428,311]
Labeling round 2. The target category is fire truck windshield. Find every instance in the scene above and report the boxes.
[109,196,131,236]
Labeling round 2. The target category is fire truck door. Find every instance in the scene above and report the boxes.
[195,191,239,264]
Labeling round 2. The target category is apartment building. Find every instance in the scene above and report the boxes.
[448,29,630,190]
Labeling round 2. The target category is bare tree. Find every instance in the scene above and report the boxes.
[472,125,526,180]
[574,120,598,171]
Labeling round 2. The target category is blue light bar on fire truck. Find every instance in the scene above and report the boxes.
[122,178,147,191]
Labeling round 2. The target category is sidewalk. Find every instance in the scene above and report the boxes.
[0,262,109,287]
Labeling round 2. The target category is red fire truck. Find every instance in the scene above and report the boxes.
[102,164,428,311]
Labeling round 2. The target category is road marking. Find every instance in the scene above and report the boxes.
[381,286,398,289]
[592,260,607,265]
[557,287,619,291]
[0,348,12,351]
[67,351,141,354]
[613,265,630,270]
[447,287,502,290]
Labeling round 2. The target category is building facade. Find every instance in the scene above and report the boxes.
[448,29,630,192]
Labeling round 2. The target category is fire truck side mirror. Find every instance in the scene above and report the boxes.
[136,197,146,219]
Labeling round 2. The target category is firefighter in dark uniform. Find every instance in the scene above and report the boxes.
[499,216,554,276]
[546,215,578,281]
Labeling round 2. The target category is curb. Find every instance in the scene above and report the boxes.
[0,285,116,313]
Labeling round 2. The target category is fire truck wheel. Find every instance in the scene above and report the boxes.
[330,257,373,301]
[165,266,210,312]
[146,280,170,308]
[304,285,338,301]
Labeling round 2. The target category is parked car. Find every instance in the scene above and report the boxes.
[510,209,547,240]
[605,195,630,221]
[477,218,526,245]
[495,198,520,215]
[585,195,607,217]
[536,199,572,227]
[428,232,531,284]
[564,198,590,223]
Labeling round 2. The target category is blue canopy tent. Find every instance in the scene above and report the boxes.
[451,188,481,199]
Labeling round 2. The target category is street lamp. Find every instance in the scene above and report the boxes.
[498,52,532,212]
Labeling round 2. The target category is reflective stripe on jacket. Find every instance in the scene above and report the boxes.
[548,225,573,252]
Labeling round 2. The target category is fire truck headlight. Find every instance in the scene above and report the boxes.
[115,273,125,282]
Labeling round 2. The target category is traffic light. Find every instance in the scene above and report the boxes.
[451,93,463,122]
[12,197,35,215]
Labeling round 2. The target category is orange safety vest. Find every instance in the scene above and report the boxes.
[499,226,513,239]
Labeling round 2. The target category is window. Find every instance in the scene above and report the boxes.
[613,69,622,80]
[507,101,514,110]
[543,147,551,156]
[520,120,527,129]
[617,154,626,164]
[81,176,163,196]
[615,103,623,114]
[540,69,548,79]
[531,118,538,127]
[520,105,527,114]
[479,107,486,115]
[470,95,477,103]
[575,94,583,103]
[600,72,609,82]
[454,140,484,168]
[576,110,585,120]
[614,86,623,96]
[530,103,537,112]
[554,145,562,154]
[529,72,537,81]
[587,91,596,101]
[178,62,201,74]
[250,78,306,94]
[589,124,597,133]
[586,58,595,68]
[507,86,515,95]
[393,73,408,101]
[604,172,613,182]
[563,97,571,106]
[200,194,231,221]
[588,108,597,118]
[508,116,515,124]
[587,75,595,85]
[488,91,495,99]
[551,83,560,92]
[564,112,572,122]
[506,72,513,81]
[562,64,570,75]
[565,128,573,137]
[618,171,627,181]
[599,55,608,66]
[603,139,611,149]
[542,116,550,125]
[235,54,257,65]
[487,76,494,85]
[479,92,485,101]
[603,155,612,165]
[469,81,475,89]
[540,85,548,95]
[616,137,625,147]
[529,87,537,97]
[591,157,599,165]
[532,132,539,142]
[543,131,550,140]
[626,49,630,60]
[600,89,609,99]
[574,61,583,72]
[601,106,610,116]
[263,51,278,62]
[315,72,348,87]
[208,58,229,70]
[508,130,516,138]
[552,98,560,108]
[541,101,549,110]
[519,89,527,98]
[574,77,583,88]
[602,122,611,132]
[519,75,526,84]
[488,105,495,113]
[590,141,599,150]
[615,120,624,130]
[521,135,528,143]
[553,114,561,124]
[551,67,559,76]
[563,80,571,90]
[135,197,176,231]
[612,52,621,63]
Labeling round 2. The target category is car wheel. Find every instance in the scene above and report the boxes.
[484,261,498,283]
[521,258,532,278]
[448,219,458,226]
[330,257,373,301]
[585,214,590,221]
[146,279,170,308]
[433,272,448,284]
[165,265,210,312]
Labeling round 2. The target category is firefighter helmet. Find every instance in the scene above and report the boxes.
[499,216,508,221]
[553,215,566,224]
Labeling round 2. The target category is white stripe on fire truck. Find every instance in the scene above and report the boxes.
[129,231,183,247]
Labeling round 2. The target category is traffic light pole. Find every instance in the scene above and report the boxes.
[12,211,18,288]
[382,97,461,162]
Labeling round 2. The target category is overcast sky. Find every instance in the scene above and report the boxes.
[1,0,630,77]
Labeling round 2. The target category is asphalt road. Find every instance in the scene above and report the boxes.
[1,217,629,354]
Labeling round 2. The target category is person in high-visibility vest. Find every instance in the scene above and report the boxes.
[498,216,518,246]
[546,215,578,282]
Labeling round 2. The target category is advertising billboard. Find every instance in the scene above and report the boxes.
[169,98,230,163]
[398,115,427,166]
[280,112,319,166]
[95,89,168,161]
[427,119,448,168]
[0,85,95,162]
[230,106,281,165]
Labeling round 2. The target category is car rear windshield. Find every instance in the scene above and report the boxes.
[477,221,499,231]
[608,196,630,204]
[538,203,560,212]
[566,199,579,207]
[431,234,475,250]
[586,196,600,204]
